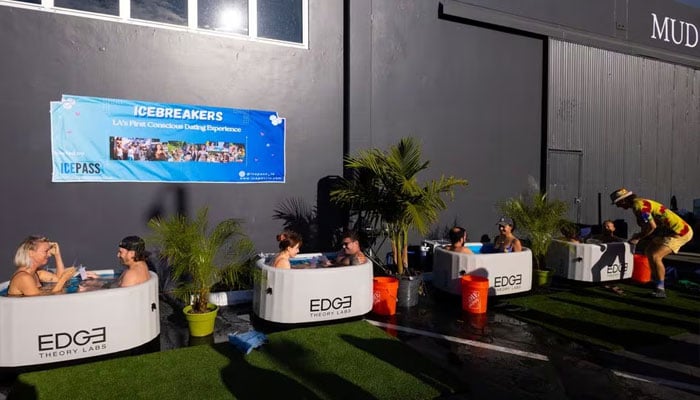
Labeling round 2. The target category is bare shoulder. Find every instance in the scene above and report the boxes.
[120,264,150,287]
[8,271,39,296]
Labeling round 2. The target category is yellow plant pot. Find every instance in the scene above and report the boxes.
[535,269,552,286]
[183,303,219,337]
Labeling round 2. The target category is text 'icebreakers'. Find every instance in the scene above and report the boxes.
[133,106,224,121]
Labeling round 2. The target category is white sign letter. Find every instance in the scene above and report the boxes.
[650,12,670,42]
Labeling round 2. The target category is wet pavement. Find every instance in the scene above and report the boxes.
[2,277,698,399]
[367,283,700,399]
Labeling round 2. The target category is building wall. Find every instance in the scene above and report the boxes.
[548,39,700,227]
[0,2,344,280]
[1,0,698,281]
[443,0,700,67]
[348,0,544,249]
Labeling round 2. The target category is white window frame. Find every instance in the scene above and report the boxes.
[0,0,308,48]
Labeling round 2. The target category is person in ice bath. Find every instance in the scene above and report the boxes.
[273,231,302,269]
[7,236,76,296]
[493,217,523,253]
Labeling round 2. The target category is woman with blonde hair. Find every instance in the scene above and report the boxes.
[8,235,75,296]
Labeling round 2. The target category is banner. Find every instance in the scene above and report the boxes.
[51,95,285,183]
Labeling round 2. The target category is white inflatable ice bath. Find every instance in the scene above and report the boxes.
[0,270,160,368]
[546,240,633,282]
[253,254,373,324]
[432,244,533,296]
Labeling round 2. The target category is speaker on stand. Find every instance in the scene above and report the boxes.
[316,175,348,252]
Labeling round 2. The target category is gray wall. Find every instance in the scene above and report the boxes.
[349,0,544,250]
[0,3,344,281]
[1,0,697,281]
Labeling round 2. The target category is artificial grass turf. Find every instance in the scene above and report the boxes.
[10,320,466,400]
[500,281,700,351]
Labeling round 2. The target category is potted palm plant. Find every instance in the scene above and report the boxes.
[148,207,255,337]
[331,137,467,306]
[498,191,569,286]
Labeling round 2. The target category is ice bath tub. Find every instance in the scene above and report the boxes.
[253,254,373,324]
[0,270,159,368]
[432,244,533,296]
[545,240,633,282]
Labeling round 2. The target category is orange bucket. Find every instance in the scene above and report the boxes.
[461,275,489,314]
[372,277,399,316]
[632,254,652,283]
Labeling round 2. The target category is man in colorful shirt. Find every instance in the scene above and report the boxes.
[611,188,693,298]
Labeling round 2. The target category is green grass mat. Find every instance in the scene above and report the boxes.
[500,282,700,350]
[10,320,465,400]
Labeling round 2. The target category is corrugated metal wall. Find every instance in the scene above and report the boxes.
[548,39,700,226]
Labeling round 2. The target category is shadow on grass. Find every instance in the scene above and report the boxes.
[212,343,323,400]
[504,307,670,350]
[341,334,467,396]
[6,379,36,400]
[549,296,700,334]
[263,339,377,399]
[567,286,698,317]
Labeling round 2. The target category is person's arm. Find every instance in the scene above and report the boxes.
[356,252,368,264]
[629,218,657,244]
[50,267,75,293]
[49,242,66,278]
[512,238,523,252]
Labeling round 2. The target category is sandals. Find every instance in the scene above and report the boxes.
[604,285,625,296]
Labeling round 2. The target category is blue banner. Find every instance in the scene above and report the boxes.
[51,95,285,183]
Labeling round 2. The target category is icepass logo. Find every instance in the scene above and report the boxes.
[60,162,102,174]
[309,296,352,312]
[494,274,522,288]
[38,327,106,351]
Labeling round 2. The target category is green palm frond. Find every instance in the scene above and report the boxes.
[148,207,254,313]
[498,191,569,270]
[331,137,468,275]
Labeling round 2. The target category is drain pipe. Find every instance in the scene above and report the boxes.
[597,193,602,226]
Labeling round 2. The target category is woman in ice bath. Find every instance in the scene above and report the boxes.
[7,236,76,296]
[272,231,302,269]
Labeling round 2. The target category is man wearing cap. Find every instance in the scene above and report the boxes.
[116,236,151,287]
[493,217,522,253]
[611,188,693,298]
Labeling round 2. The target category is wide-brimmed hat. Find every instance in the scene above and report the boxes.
[610,188,634,204]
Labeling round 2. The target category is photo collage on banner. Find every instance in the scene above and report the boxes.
[51,95,286,183]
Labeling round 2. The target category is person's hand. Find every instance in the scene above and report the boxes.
[48,242,61,257]
[60,267,76,280]
[85,271,99,279]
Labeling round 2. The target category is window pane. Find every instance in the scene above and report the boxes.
[257,0,302,43]
[131,0,188,26]
[54,0,119,16]
[198,0,248,35]
[12,0,41,4]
